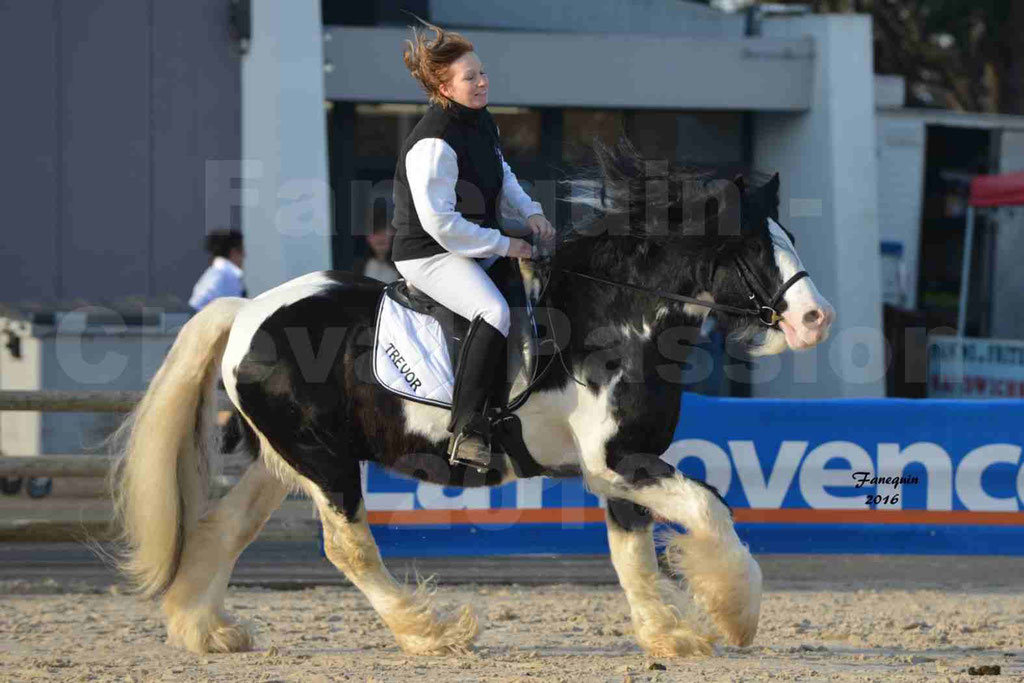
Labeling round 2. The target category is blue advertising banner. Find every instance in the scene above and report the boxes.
[363,395,1024,556]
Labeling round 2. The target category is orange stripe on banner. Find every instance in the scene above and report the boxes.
[365,508,1024,527]
[732,508,1024,526]
[366,508,607,526]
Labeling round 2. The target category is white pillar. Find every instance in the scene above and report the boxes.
[989,130,1024,339]
[752,14,885,398]
[957,206,975,337]
[241,0,332,296]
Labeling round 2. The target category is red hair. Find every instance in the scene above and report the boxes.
[402,21,474,109]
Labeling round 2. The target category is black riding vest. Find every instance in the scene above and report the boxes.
[391,101,504,262]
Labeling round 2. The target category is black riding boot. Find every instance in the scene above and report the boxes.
[447,316,507,470]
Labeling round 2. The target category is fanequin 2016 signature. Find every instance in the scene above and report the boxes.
[852,471,920,507]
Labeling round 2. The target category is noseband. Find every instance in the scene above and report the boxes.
[732,257,810,326]
[556,261,809,327]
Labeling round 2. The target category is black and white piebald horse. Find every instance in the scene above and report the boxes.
[111,140,833,657]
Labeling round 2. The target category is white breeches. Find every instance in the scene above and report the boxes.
[394,252,511,337]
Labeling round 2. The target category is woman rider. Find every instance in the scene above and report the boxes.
[391,22,555,469]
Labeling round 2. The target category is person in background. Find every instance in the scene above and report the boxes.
[189,229,247,311]
[188,229,249,454]
[355,226,400,283]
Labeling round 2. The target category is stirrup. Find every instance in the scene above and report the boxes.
[448,431,492,472]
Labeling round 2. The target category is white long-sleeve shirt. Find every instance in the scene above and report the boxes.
[405,138,543,259]
[188,256,245,311]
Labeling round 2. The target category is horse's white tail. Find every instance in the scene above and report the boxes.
[110,297,247,598]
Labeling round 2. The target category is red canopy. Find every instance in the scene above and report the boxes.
[969,171,1024,208]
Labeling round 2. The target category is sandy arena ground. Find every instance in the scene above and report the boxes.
[2,571,1023,683]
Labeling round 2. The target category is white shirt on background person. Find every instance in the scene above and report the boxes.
[189,256,245,311]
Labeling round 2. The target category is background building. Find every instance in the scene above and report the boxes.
[1,1,241,309]
[7,0,958,401]
[876,78,1024,338]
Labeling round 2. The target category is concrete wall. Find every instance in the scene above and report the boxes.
[752,15,885,398]
[876,115,926,309]
[430,0,747,37]
[241,0,332,296]
[0,2,60,303]
[323,27,814,111]
[0,1,241,306]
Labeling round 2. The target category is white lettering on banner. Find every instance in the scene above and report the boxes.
[730,440,807,508]
[1018,464,1024,508]
[662,439,732,495]
[516,478,544,508]
[799,441,874,509]
[954,444,1021,511]
[360,440,1024,514]
[361,463,415,511]
[876,443,953,510]
[417,483,489,510]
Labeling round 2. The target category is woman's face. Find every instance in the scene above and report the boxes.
[439,52,488,109]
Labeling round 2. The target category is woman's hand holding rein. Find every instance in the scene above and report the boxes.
[527,214,555,242]
[505,214,554,260]
[506,237,534,260]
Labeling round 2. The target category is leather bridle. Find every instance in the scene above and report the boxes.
[501,259,809,412]
[556,259,809,327]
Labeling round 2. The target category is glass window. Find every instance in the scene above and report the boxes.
[354,103,542,161]
[917,125,995,335]
[353,103,427,159]
[491,106,542,160]
[674,111,744,164]
[562,109,625,165]
[322,0,427,27]
[625,110,679,163]
[561,109,743,167]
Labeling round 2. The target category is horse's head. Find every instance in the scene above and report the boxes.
[708,172,834,355]
[562,138,834,356]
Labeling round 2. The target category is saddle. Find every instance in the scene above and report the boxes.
[372,258,545,477]
[372,257,538,411]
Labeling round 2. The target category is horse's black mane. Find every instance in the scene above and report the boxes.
[554,137,777,248]
[526,137,784,338]
[534,138,778,290]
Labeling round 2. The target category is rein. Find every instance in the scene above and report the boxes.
[500,259,809,414]
[556,263,809,327]
[500,260,809,413]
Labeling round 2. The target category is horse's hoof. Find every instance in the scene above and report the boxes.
[167,614,254,653]
[636,625,713,657]
[393,604,479,656]
[205,620,255,653]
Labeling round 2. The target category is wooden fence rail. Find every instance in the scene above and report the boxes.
[0,391,248,540]
[0,454,243,496]
[0,390,232,413]
[0,390,235,480]
[0,455,116,478]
